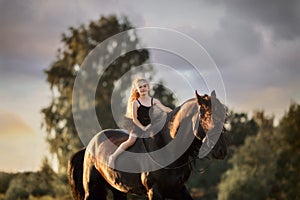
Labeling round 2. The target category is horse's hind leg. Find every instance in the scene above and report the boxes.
[147,184,164,200]
[68,148,86,200]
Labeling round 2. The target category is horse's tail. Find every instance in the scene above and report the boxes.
[68,148,86,200]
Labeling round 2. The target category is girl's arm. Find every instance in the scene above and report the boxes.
[153,98,172,113]
[132,100,151,131]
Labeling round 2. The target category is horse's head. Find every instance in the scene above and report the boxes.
[195,90,227,160]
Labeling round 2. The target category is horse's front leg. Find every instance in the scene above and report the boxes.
[173,186,194,200]
[142,172,164,200]
[147,184,164,200]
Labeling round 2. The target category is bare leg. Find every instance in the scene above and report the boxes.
[108,134,137,168]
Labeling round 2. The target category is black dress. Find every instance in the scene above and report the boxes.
[136,98,152,126]
[122,97,167,137]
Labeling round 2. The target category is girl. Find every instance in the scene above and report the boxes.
[108,77,172,168]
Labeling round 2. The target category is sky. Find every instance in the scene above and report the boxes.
[0,0,300,172]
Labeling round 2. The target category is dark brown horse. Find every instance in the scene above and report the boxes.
[68,91,227,200]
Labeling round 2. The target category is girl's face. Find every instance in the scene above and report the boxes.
[136,81,149,96]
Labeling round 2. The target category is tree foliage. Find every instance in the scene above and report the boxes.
[0,172,15,194]
[218,106,300,200]
[218,111,276,200]
[41,15,149,173]
[218,134,277,200]
[42,15,176,174]
[226,111,258,148]
[151,81,177,109]
[270,103,300,200]
[186,111,258,199]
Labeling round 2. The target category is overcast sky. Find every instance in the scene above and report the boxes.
[1,0,300,172]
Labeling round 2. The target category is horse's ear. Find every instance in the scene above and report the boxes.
[195,90,205,106]
[195,90,200,97]
[195,90,200,101]
[211,90,216,98]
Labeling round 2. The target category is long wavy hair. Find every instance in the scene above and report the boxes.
[125,77,149,119]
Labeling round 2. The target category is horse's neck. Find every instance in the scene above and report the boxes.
[168,100,197,138]
[145,105,187,151]
[164,101,202,167]
[164,138,202,170]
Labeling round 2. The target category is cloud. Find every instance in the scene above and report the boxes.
[0,0,141,80]
[0,0,107,72]
[171,4,300,121]
[1,0,299,117]
[209,0,300,41]
[0,110,35,135]
[209,17,263,67]
[0,1,58,59]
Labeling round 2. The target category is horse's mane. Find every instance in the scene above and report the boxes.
[159,98,205,169]
[167,98,195,138]
[200,95,213,133]
[166,96,224,169]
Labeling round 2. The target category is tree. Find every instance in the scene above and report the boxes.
[41,15,149,173]
[218,106,300,200]
[226,111,258,148]
[42,15,176,174]
[185,110,256,200]
[0,172,15,194]
[218,111,277,200]
[270,103,300,200]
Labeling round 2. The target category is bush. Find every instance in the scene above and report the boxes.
[0,172,16,194]
[5,170,70,200]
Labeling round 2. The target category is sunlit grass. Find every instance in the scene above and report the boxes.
[28,195,72,200]
[0,194,5,200]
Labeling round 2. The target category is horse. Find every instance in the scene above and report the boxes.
[68,90,227,200]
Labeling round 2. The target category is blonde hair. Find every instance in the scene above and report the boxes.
[125,77,149,118]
